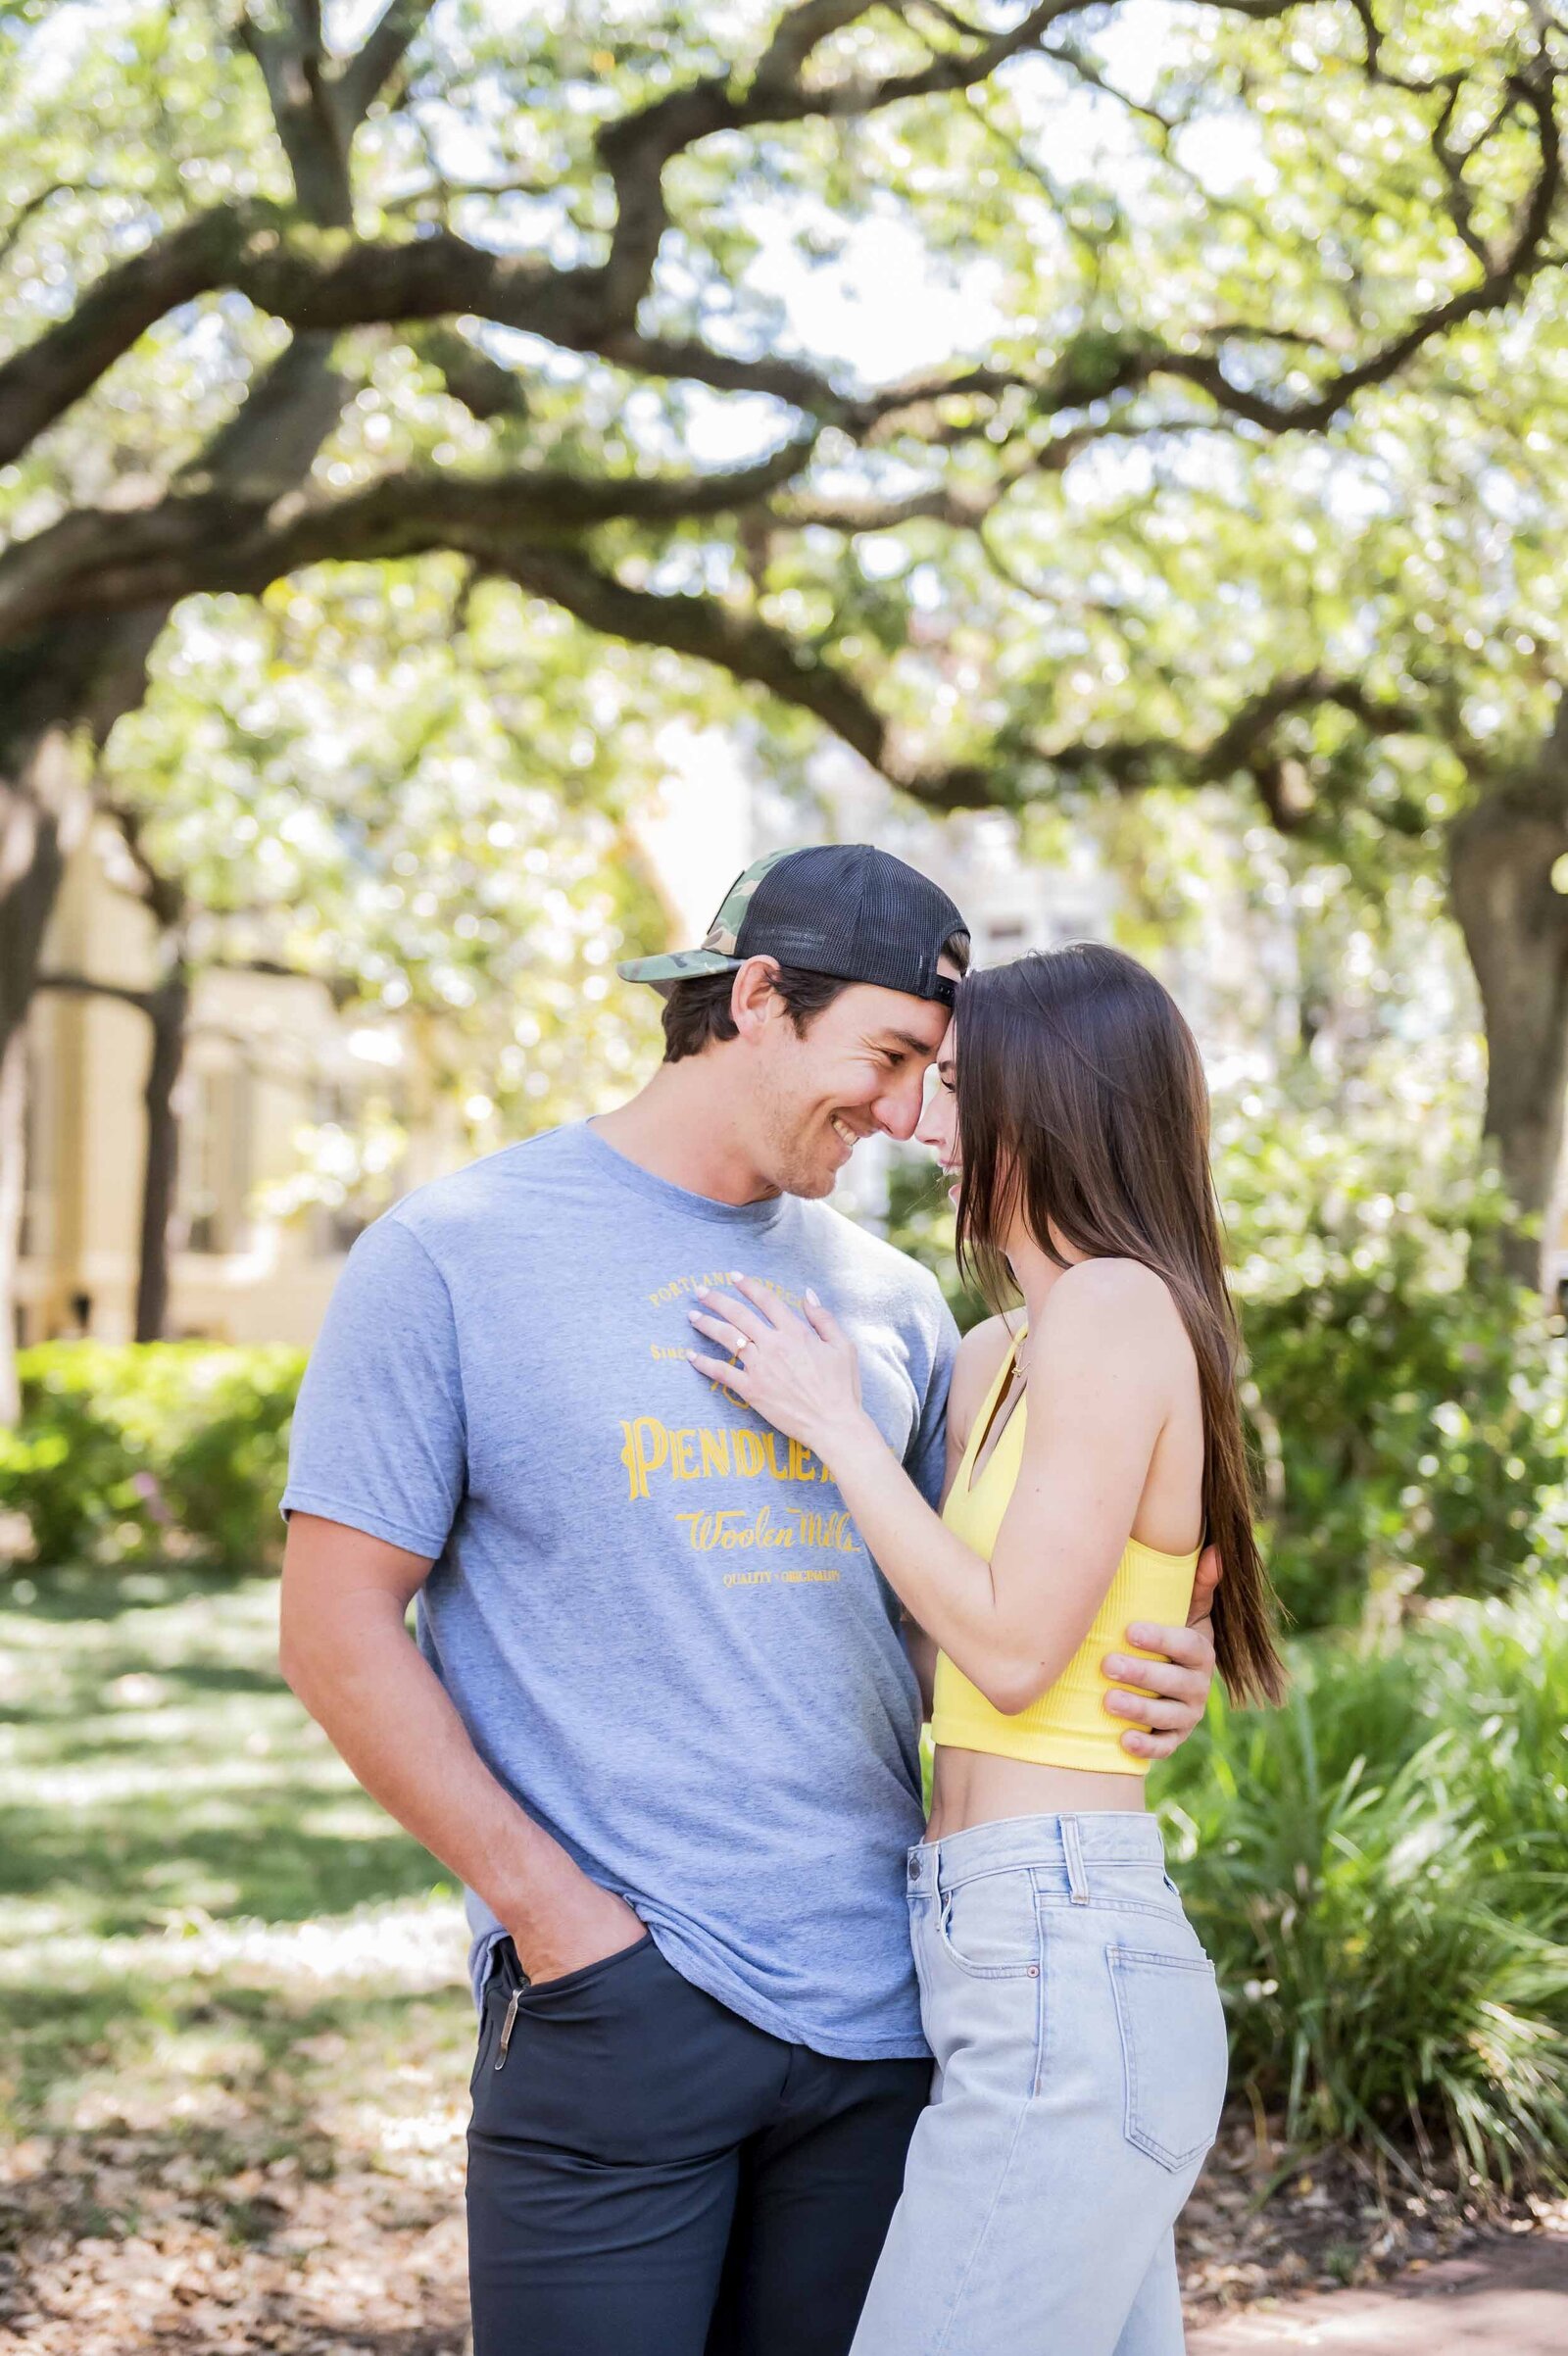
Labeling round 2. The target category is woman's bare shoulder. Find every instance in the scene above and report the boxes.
[1037,1258,1191,1371]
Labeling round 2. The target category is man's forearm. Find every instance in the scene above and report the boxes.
[280,1588,586,1941]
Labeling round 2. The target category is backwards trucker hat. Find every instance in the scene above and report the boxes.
[617,844,968,1009]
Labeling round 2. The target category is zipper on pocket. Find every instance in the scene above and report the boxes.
[494,1987,522,2072]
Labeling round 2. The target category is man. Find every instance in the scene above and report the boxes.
[279,843,1218,2356]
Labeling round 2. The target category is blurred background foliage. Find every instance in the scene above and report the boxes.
[102,558,674,1138]
[0,1344,303,1576]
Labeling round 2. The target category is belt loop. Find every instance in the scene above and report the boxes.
[1061,1816,1090,1905]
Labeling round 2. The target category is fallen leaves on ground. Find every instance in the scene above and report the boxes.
[1178,2121,1566,2325]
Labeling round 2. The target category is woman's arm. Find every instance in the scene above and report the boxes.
[690,1267,1179,1716]
[900,1318,1017,1711]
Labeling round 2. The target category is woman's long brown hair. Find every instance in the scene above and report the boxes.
[955,943,1286,1708]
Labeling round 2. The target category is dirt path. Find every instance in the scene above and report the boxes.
[1189,2233,1568,2352]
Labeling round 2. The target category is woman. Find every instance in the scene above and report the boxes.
[685,943,1285,2355]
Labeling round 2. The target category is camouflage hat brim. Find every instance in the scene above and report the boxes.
[620,849,794,992]
[616,947,743,995]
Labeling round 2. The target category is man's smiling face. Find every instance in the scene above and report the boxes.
[749,966,958,1202]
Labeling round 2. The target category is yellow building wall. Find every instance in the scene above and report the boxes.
[17,824,438,1350]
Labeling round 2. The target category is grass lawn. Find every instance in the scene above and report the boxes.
[5,1567,1553,2351]
[0,1567,473,2355]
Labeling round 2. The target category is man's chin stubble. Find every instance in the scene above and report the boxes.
[776,1157,836,1201]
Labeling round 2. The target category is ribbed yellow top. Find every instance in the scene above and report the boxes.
[931,1332,1199,1777]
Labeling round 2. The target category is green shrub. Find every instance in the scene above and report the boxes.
[1221,1082,1568,1630]
[1415,1578,1568,1859]
[0,1343,305,1573]
[884,1156,991,1337]
[1155,1582,1568,2195]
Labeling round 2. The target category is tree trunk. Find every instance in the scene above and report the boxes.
[0,614,167,1416]
[135,969,189,1343]
[0,766,73,1413]
[0,733,84,1079]
[0,1023,26,1424]
[1448,718,1568,1294]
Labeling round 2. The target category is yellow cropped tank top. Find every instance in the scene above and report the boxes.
[931,1330,1200,1777]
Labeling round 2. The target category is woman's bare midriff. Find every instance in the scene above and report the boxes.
[925,1743,1148,1841]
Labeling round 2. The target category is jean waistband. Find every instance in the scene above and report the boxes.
[906,1812,1165,1898]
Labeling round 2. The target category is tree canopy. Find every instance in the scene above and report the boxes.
[5,1,1560,831]
[6,0,1568,1405]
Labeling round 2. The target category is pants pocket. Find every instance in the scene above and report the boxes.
[468,1935,743,2167]
[511,1930,654,2004]
[935,1869,1042,1979]
[1108,1944,1228,2171]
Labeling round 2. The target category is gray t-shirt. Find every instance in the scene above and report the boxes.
[281,1119,956,2059]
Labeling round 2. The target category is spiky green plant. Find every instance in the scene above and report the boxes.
[1156,1583,1568,2194]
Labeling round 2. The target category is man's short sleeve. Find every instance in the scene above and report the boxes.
[281,1212,466,1558]
[904,1300,959,1510]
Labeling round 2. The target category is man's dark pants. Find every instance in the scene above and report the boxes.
[466,1935,930,2355]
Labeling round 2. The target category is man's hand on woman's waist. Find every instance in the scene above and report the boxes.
[1102,1541,1220,1762]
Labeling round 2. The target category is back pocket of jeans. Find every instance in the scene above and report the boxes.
[1108,1945,1227,2170]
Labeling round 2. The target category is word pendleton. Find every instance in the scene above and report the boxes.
[620,1416,833,1503]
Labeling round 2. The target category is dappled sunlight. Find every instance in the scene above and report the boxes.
[0,1743,351,1811]
[0,1573,463,1965]
[0,1573,473,2355]
[4,1570,1560,2351]
[0,1895,470,2004]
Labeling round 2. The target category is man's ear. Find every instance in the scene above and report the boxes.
[730,956,781,1043]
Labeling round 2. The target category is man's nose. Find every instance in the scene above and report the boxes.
[874,1073,928,1143]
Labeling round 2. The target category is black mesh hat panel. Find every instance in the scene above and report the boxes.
[733,846,966,1008]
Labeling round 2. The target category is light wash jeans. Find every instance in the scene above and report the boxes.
[850,1814,1227,2356]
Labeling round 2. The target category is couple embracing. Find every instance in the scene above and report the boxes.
[280,843,1284,2355]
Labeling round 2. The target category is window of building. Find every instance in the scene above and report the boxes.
[309,1078,372,1257]
[180,1063,254,1255]
[18,1034,48,1264]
